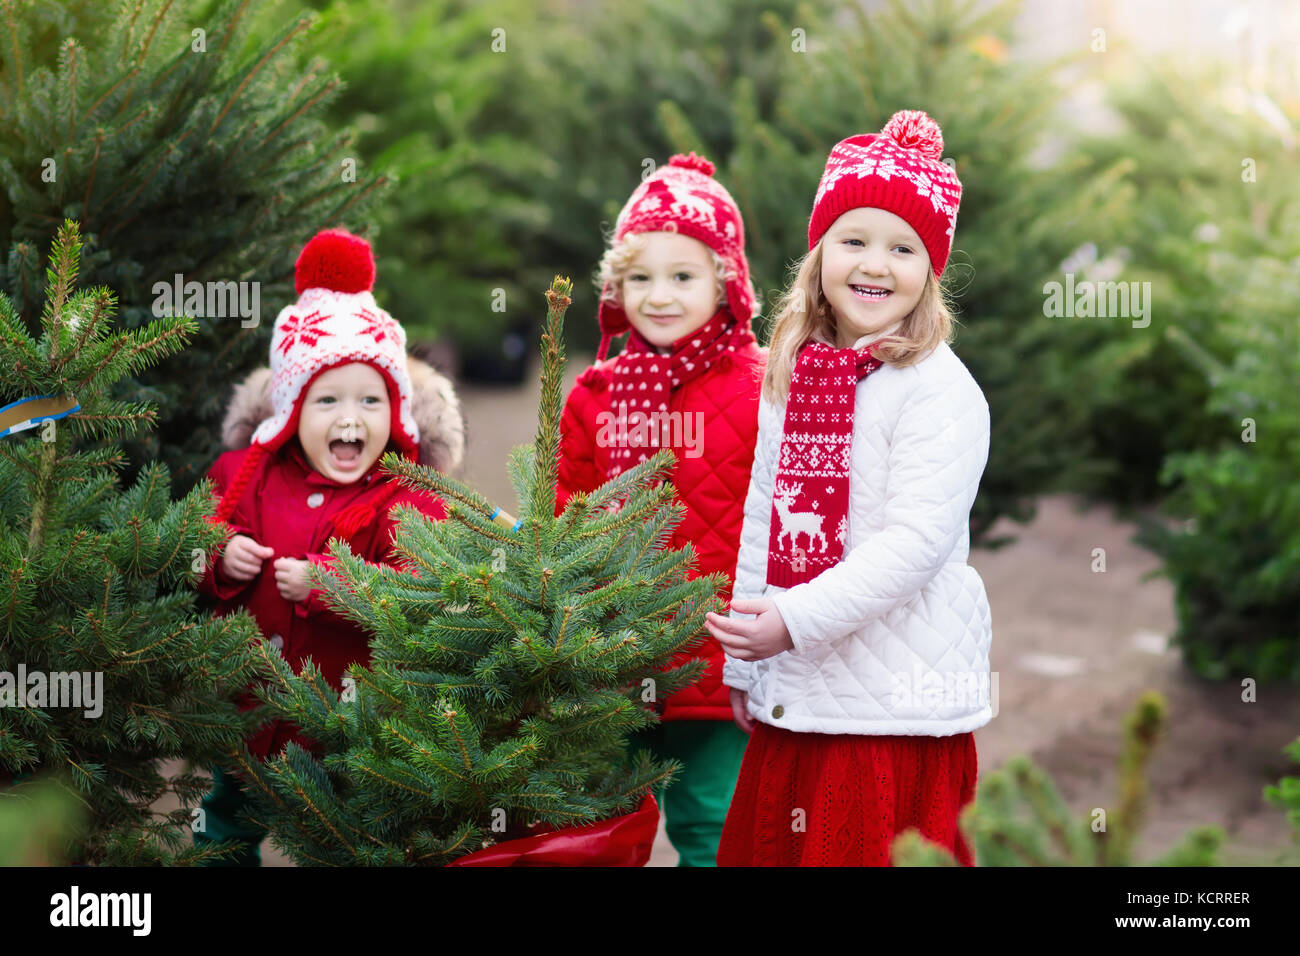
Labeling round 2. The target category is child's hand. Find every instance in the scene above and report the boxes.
[705,598,795,662]
[730,687,756,734]
[273,557,313,603]
[221,534,274,581]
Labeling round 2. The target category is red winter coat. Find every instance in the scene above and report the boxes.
[556,339,766,721]
[196,358,466,759]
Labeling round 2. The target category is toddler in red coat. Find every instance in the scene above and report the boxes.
[556,154,767,865]
[193,229,464,865]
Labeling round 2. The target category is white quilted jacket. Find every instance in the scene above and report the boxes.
[723,332,994,736]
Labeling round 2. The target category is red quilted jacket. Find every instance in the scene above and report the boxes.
[195,357,465,759]
[556,340,766,721]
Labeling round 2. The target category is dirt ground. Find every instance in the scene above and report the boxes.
[186,349,1300,867]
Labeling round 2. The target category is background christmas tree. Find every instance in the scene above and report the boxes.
[1077,60,1300,680]
[0,220,261,865]
[1265,738,1300,851]
[892,692,1225,866]
[235,277,722,865]
[0,0,384,496]
[282,0,553,377]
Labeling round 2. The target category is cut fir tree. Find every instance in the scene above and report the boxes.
[0,221,261,865]
[237,277,724,865]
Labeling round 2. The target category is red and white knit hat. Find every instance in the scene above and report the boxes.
[596,152,757,360]
[249,228,419,456]
[808,110,963,276]
[210,228,418,526]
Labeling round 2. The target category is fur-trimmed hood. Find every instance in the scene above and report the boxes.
[219,356,465,475]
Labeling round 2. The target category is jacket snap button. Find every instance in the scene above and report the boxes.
[307,492,324,508]
[771,705,784,719]
[269,634,284,651]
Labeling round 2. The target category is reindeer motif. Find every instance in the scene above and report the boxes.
[773,481,828,554]
[664,183,719,232]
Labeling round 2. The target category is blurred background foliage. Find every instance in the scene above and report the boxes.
[3,0,1297,680]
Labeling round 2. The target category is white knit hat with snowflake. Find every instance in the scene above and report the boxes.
[210,228,419,527]
[250,228,420,457]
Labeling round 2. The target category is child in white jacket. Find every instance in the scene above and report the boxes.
[704,110,993,867]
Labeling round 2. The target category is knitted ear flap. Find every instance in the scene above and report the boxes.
[207,443,269,527]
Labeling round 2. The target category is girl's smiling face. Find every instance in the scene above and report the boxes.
[297,362,391,483]
[820,207,930,347]
[620,232,720,350]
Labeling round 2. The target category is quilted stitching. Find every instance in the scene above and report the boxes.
[726,342,995,736]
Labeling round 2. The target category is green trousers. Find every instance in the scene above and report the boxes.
[193,765,265,867]
[630,720,749,867]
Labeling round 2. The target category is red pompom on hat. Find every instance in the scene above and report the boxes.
[295,227,376,295]
[807,109,963,275]
[595,152,757,360]
[669,152,716,176]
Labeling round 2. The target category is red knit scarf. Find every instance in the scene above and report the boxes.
[766,340,884,588]
[604,310,753,480]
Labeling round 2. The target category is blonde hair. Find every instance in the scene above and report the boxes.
[595,231,732,312]
[761,240,956,406]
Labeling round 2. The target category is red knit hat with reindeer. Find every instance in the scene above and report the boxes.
[210,228,419,526]
[808,110,963,275]
[596,153,757,361]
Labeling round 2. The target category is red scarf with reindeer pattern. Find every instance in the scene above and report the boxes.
[766,340,884,587]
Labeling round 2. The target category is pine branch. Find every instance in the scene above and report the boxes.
[526,276,572,522]
[208,15,313,136]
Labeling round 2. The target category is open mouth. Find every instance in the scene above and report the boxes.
[328,438,365,468]
[851,285,892,301]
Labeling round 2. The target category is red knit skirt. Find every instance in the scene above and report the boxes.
[716,721,978,867]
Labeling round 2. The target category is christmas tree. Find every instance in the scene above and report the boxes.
[0,220,261,865]
[303,0,555,373]
[891,692,1224,866]
[1265,738,1300,854]
[235,276,722,865]
[0,0,385,496]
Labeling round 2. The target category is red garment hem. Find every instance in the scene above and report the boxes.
[717,720,978,867]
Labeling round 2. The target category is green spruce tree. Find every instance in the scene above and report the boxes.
[892,692,1224,866]
[300,0,555,371]
[235,277,722,865]
[0,220,261,865]
[0,0,385,495]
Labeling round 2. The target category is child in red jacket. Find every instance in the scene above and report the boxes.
[556,154,767,865]
[193,229,464,865]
